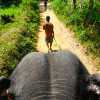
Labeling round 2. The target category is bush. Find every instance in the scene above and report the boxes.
[79,31,89,42]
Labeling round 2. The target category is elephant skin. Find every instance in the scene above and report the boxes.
[10,51,89,100]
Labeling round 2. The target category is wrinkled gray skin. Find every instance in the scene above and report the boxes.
[10,51,88,100]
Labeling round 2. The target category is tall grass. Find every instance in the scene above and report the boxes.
[0,0,40,77]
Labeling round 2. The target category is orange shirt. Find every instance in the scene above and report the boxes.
[43,22,54,37]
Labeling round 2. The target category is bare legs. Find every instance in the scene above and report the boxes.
[50,41,53,51]
[46,42,53,52]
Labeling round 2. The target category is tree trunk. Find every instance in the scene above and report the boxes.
[73,0,76,9]
[84,0,94,25]
[80,0,83,9]
[89,0,94,10]
[88,0,94,22]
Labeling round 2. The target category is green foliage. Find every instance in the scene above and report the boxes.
[0,0,40,76]
[78,31,89,42]
[0,7,21,16]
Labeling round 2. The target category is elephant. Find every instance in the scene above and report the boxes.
[9,51,89,100]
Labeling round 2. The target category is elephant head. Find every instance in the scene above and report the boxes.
[10,51,89,100]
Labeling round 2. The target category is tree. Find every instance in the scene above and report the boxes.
[89,0,94,11]
[63,0,67,2]
[84,0,94,25]
[80,0,83,9]
[88,0,94,22]
[73,0,76,9]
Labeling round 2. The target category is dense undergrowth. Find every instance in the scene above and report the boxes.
[52,0,100,69]
[0,0,40,77]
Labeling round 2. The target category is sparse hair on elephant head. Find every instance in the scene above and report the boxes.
[9,51,98,100]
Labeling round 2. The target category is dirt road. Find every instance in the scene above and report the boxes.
[37,3,97,74]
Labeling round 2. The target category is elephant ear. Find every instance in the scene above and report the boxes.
[9,51,88,100]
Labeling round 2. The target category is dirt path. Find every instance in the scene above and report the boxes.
[37,3,97,74]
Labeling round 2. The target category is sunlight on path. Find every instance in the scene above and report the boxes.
[37,3,98,74]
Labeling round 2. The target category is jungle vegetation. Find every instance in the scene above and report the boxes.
[0,0,40,77]
[52,0,100,70]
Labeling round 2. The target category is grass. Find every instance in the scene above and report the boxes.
[0,0,40,77]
